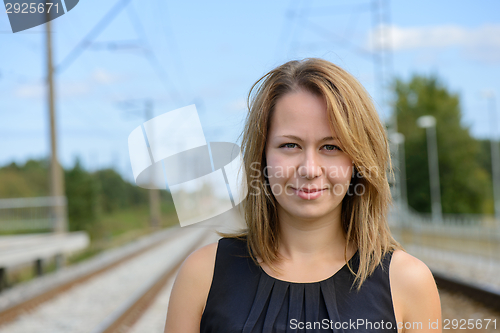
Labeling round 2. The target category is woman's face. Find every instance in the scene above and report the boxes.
[264,89,354,223]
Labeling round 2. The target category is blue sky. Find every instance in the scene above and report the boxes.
[1,0,499,182]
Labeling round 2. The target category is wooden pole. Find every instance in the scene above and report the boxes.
[46,15,67,233]
[145,101,161,229]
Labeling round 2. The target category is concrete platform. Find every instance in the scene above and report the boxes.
[0,232,89,269]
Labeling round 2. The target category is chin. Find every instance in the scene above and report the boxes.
[284,206,333,221]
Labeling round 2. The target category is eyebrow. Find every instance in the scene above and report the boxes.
[280,135,338,143]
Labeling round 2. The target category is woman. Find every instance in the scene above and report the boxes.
[164,58,441,333]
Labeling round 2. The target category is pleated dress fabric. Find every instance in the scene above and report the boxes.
[200,237,398,333]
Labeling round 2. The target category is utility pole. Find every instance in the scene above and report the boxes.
[417,116,442,222]
[118,99,161,228]
[145,100,161,229]
[486,94,500,222]
[46,14,67,234]
[390,133,408,211]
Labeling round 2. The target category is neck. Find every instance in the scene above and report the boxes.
[276,205,352,261]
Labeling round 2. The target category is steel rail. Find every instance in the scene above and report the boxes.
[433,271,500,313]
[0,227,184,326]
[90,232,210,333]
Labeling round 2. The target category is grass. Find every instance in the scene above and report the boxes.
[391,226,500,260]
[68,201,179,264]
[0,228,52,236]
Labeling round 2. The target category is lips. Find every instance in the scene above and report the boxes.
[290,187,327,200]
[292,187,327,193]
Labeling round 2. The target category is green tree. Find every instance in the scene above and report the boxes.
[94,168,149,213]
[0,157,173,234]
[94,168,128,213]
[64,158,101,231]
[393,75,492,214]
[0,159,49,198]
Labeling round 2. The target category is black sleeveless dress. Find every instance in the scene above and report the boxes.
[200,237,398,333]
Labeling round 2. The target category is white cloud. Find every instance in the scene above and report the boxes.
[60,82,91,97]
[370,23,500,63]
[13,68,123,99]
[91,68,122,84]
[14,81,90,99]
[15,82,45,98]
[227,98,247,112]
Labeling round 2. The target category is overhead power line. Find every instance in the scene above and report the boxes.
[125,3,184,105]
[55,0,133,74]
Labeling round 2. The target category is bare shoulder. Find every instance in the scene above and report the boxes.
[173,241,219,303]
[164,242,218,333]
[179,241,219,283]
[390,250,435,292]
[389,249,442,332]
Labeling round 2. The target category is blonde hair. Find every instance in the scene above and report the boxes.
[228,58,403,290]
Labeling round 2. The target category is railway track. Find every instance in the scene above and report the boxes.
[95,257,500,333]
[1,230,498,333]
[90,232,210,333]
[0,228,179,326]
[433,271,500,313]
[0,226,213,333]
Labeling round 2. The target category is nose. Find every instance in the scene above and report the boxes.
[297,149,324,180]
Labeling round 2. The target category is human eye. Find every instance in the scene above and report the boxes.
[322,144,342,152]
[279,143,299,149]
